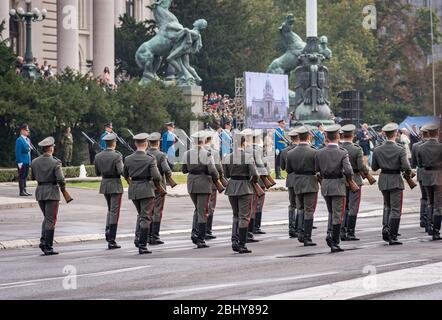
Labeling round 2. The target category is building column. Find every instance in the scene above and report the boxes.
[114,0,125,26]
[57,0,79,72]
[0,0,9,40]
[93,0,115,82]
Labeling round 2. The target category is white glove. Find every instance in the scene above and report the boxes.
[18,163,23,169]
[275,149,280,156]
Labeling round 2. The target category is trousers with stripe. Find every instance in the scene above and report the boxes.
[381,189,403,225]
[190,193,211,224]
[152,191,166,223]
[104,194,123,226]
[325,196,346,232]
[38,200,59,233]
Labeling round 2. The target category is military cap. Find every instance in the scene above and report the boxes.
[382,123,399,132]
[102,133,117,141]
[341,124,356,132]
[423,123,439,131]
[240,128,254,136]
[315,121,323,127]
[191,131,207,140]
[278,119,285,123]
[19,124,29,131]
[104,122,113,128]
[38,136,55,147]
[288,129,299,137]
[133,133,149,141]
[147,132,162,141]
[224,121,231,126]
[420,125,429,133]
[165,122,175,127]
[325,124,342,133]
[294,126,310,134]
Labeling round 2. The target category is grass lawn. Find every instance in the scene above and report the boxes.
[67,172,188,190]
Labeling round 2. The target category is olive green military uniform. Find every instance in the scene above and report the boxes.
[147,142,173,245]
[286,136,319,246]
[61,132,73,166]
[316,125,354,252]
[182,134,220,248]
[124,141,162,253]
[371,123,412,245]
[411,138,428,229]
[31,137,66,255]
[417,128,442,240]
[94,137,124,248]
[224,148,259,253]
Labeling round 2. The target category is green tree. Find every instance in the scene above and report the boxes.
[0,21,15,76]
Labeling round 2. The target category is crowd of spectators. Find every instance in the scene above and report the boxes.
[202,92,245,130]
[15,56,54,79]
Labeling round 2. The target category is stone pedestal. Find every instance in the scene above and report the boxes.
[180,85,204,115]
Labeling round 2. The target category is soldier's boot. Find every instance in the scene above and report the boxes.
[340,212,349,241]
[427,206,434,236]
[19,180,27,197]
[254,212,266,234]
[108,224,121,250]
[42,230,59,256]
[388,219,403,246]
[205,215,217,240]
[238,228,252,254]
[420,199,427,228]
[231,221,239,252]
[303,219,317,247]
[138,228,152,255]
[134,217,140,247]
[196,223,209,249]
[275,167,282,180]
[432,216,442,241]
[297,211,305,243]
[39,224,46,253]
[23,179,32,196]
[190,213,198,244]
[330,224,344,253]
[289,209,297,238]
[150,222,164,245]
[247,218,259,243]
[382,208,391,242]
[346,216,360,241]
[105,225,110,243]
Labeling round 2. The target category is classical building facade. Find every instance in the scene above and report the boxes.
[250,77,287,123]
[0,0,153,81]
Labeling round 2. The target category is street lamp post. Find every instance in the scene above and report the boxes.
[9,0,46,79]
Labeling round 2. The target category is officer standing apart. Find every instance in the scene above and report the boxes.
[60,127,74,167]
[94,133,124,250]
[417,124,442,240]
[340,124,371,241]
[99,123,113,151]
[124,133,162,254]
[371,123,413,246]
[31,137,66,256]
[316,124,354,252]
[220,121,233,158]
[286,126,319,246]
[182,131,220,249]
[15,124,33,197]
[162,122,177,169]
[274,120,288,180]
[280,129,300,238]
[411,126,430,230]
[147,132,174,245]
[223,133,259,254]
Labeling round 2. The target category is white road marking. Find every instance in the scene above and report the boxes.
[376,260,428,268]
[0,283,37,290]
[0,266,150,288]
[257,261,442,300]
[160,271,339,296]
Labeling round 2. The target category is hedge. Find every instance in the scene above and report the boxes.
[0,165,97,183]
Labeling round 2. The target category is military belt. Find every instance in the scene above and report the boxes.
[131,176,152,182]
[38,181,57,186]
[381,170,400,174]
[323,174,344,179]
[230,176,249,181]
[103,175,121,179]
[294,171,316,176]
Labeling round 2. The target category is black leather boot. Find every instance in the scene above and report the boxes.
[427,206,434,236]
[19,180,27,196]
[43,230,59,256]
[105,225,110,242]
[238,228,252,254]
[196,223,209,248]
[23,180,32,196]
[247,218,259,243]
[340,211,349,241]
[432,215,441,241]
[108,224,121,250]
[303,219,317,247]
[330,224,344,253]
[205,215,216,240]
[289,208,297,238]
[39,222,46,253]
[389,219,402,245]
[254,212,265,234]
[420,199,427,228]
[297,210,305,243]
[231,221,239,252]
[138,228,152,254]
[151,222,164,245]
[346,216,360,241]
[191,213,198,244]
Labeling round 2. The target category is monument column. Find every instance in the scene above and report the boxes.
[0,0,9,40]
[93,0,115,82]
[57,0,79,72]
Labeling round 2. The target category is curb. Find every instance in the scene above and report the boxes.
[0,207,419,250]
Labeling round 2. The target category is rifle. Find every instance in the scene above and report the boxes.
[404,171,417,190]
[213,178,226,194]
[360,171,377,185]
[165,174,178,188]
[61,187,73,203]
[346,176,360,193]
[127,129,135,138]
[307,127,326,149]
[251,180,265,197]
[29,141,41,157]
[274,129,290,145]
[404,122,422,142]
[154,180,168,197]
[114,132,135,152]
[220,175,229,188]
[81,131,101,152]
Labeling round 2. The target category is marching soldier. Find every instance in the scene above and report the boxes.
[371,123,413,245]
[286,126,319,246]
[182,131,220,249]
[281,129,300,238]
[31,137,66,256]
[316,124,354,252]
[417,123,442,240]
[223,133,259,254]
[204,133,225,240]
[147,132,173,245]
[411,126,430,230]
[124,133,162,254]
[94,133,124,250]
[60,127,74,167]
[340,124,371,241]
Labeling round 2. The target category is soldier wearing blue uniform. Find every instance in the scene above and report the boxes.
[220,121,233,158]
[274,119,288,180]
[15,124,33,197]
[162,122,177,169]
[99,123,114,151]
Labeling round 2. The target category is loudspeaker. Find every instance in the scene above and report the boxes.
[338,91,363,127]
